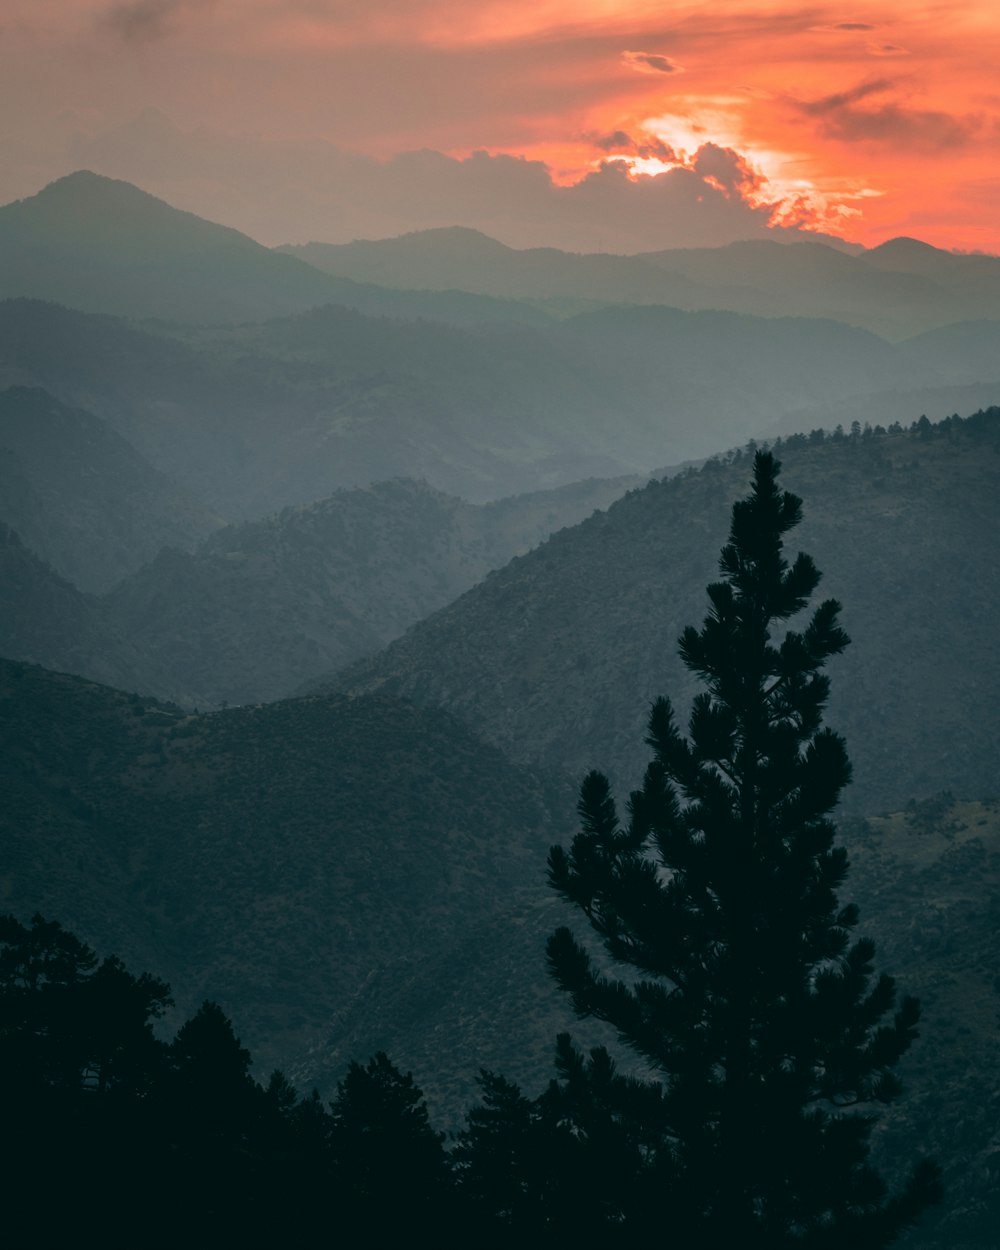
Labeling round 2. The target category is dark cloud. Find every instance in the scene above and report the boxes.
[798,78,979,151]
[635,136,678,162]
[820,104,981,150]
[692,143,762,197]
[800,78,894,116]
[591,130,633,152]
[589,131,679,162]
[868,43,908,57]
[622,50,683,75]
[104,0,193,41]
[810,21,877,34]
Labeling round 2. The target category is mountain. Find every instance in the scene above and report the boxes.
[103,475,642,707]
[4,294,984,518]
[284,229,1000,339]
[2,656,997,1247]
[0,460,639,707]
[0,298,644,511]
[0,387,220,592]
[0,171,365,323]
[0,174,552,329]
[0,658,570,1116]
[0,525,162,692]
[282,227,725,308]
[331,411,1000,819]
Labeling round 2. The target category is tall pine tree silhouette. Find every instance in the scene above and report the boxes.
[547,451,941,1247]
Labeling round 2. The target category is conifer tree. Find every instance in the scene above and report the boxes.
[329,1052,452,1240]
[546,451,941,1247]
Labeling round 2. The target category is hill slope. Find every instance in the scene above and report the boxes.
[332,412,1000,818]
[0,387,219,591]
[0,526,165,692]
[5,292,991,516]
[0,659,570,1113]
[103,475,641,707]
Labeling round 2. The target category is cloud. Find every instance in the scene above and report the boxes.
[800,79,894,117]
[692,143,762,197]
[867,42,908,57]
[810,21,876,32]
[622,50,683,75]
[591,130,633,151]
[103,0,192,40]
[797,78,981,151]
[819,104,981,150]
[589,130,678,162]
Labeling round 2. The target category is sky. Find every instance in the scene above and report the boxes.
[2,0,999,252]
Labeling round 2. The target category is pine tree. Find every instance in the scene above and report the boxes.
[329,1052,452,1241]
[546,451,941,1247]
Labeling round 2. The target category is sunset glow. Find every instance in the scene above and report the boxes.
[2,0,999,250]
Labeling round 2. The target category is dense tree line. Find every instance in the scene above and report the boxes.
[3,454,942,1246]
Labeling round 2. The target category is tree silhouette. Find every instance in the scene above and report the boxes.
[0,913,172,1241]
[546,451,941,1247]
[329,1051,452,1241]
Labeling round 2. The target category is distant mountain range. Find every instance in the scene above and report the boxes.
[0,451,641,705]
[282,226,1000,340]
[2,174,999,510]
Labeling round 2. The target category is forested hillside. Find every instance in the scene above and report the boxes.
[0,658,569,1109]
[333,412,1000,817]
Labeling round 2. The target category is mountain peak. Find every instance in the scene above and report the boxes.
[8,170,242,244]
[863,235,959,275]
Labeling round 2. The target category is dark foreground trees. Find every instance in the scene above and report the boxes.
[0,913,456,1245]
[544,451,941,1246]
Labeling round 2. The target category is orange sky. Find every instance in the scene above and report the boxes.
[2,0,999,251]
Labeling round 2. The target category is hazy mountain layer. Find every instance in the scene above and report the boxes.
[5,293,995,519]
[283,228,1000,339]
[0,299,651,511]
[0,387,220,592]
[103,475,641,707]
[2,656,996,1247]
[0,526,165,693]
[2,174,999,512]
[332,412,1000,818]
